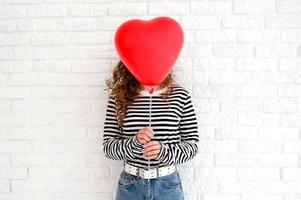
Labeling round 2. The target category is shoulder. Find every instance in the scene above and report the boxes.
[171,84,191,101]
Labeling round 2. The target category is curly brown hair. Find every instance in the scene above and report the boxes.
[105,60,177,127]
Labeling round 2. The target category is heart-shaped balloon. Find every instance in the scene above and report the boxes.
[114,16,184,86]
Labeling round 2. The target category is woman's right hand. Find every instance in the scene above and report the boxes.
[136,126,154,145]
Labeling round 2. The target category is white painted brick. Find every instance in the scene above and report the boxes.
[0,100,11,111]
[12,179,93,192]
[239,140,282,153]
[67,4,107,16]
[197,99,219,113]
[212,44,254,57]
[12,99,91,112]
[148,2,189,15]
[97,16,133,30]
[18,19,57,32]
[215,153,257,166]
[194,85,236,98]
[283,141,301,153]
[236,58,278,71]
[197,112,237,126]
[281,30,301,43]
[0,167,27,179]
[238,167,280,180]
[0,19,17,32]
[196,30,237,43]
[242,195,283,200]
[29,166,109,179]
[181,16,221,29]
[278,85,301,97]
[233,0,276,14]
[277,0,301,13]
[70,31,111,45]
[0,180,10,192]
[198,140,239,153]
[0,87,31,99]
[238,112,279,126]
[280,113,301,127]
[11,153,87,166]
[195,167,237,180]
[31,32,71,45]
[193,58,235,71]
[222,15,264,28]
[109,3,147,16]
[69,87,107,99]
[32,60,71,72]
[258,153,299,166]
[191,1,232,14]
[0,141,30,153]
[0,5,27,18]
[174,70,207,84]
[217,180,261,194]
[174,58,193,71]
[0,193,35,200]
[87,153,120,167]
[31,86,69,98]
[8,127,86,140]
[182,180,217,194]
[238,30,280,43]
[258,127,299,140]
[5,46,49,60]
[0,33,31,46]
[70,140,102,153]
[32,140,70,153]
[266,15,301,28]
[236,84,277,97]
[57,18,98,31]
[27,4,67,17]
[220,98,261,112]
[262,99,297,112]
[0,154,10,166]
[256,44,297,57]
[182,44,211,57]
[188,152,214,166]
[208,71,253,85]
[282,168,301,180]
[215,127,258,140]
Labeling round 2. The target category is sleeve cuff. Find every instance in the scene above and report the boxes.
[131,135,144,151]
[156,141,167,162]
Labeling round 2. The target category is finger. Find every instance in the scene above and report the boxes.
[144,149,160,157]
[143,128,153,139]
[144,140,159,148]
[138,138,148,145]
[138,132,152,143]
[144,143,161,153]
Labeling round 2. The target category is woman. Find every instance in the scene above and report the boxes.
[103,60,199,200]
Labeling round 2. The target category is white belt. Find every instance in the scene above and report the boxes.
[124,163,176,179]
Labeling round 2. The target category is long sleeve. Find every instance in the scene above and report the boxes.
[102,95,143,160]
[156,92,199,165]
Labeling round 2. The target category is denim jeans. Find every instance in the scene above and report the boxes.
[115,169,184,200]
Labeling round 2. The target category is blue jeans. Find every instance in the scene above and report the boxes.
[115,170,184,200]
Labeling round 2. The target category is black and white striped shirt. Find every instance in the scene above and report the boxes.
[102,85,199,169]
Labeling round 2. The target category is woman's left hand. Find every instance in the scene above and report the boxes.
[143,141,162,160]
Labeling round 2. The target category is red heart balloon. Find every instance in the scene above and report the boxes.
[114,16,184,86]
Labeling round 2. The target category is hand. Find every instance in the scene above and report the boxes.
[143,140,162,160]
[136,126,154,145]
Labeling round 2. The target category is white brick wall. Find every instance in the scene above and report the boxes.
[0,0,300,199]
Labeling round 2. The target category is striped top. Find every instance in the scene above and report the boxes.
[102,85,199,169]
